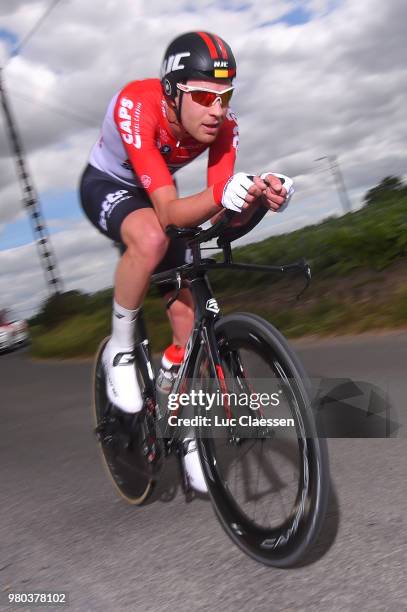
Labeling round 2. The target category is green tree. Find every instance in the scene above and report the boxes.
[364,176,405,205]
[33,291,90,329]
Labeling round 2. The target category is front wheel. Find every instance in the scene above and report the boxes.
[195,313,330,567]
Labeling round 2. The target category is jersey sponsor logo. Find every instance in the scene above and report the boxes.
[161,52,191,76]
[141,175,151,189]
[160,128,169,142]
[118,97,134,144]
[99,189,131,231]
[206,298,220,314]
[133,102,142,147]
[118,98,142,147]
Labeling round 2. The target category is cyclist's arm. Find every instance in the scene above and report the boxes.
[149,184,220,228]
[151,108,240,228]
[206,109,239,224]
[144,107,242,228]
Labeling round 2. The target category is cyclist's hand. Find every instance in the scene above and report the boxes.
[213,173,263,213]
[228,200,263,227]
[258,173,295,212]
[210,200,261,227]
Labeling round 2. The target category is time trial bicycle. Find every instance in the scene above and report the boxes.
[92,206,330,567]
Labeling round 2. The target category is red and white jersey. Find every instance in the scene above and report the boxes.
[89,79,238,194]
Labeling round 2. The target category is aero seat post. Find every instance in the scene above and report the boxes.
[190,240,201,265]
[222,241,233,264]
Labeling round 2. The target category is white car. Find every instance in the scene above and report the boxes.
[0,326,13,351]
[0,310,29,351]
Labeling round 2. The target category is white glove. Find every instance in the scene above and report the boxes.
[260,172,295,212]
[220,172,255,213]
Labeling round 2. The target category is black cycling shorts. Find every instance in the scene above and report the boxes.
[79,164,187,296]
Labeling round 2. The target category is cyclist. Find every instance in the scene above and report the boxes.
[80,31,294,492]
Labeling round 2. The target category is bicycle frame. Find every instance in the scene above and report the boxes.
[94,212,330,553]
[147,223,311,448]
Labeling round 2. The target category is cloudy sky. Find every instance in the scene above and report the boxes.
[0,0,406,318]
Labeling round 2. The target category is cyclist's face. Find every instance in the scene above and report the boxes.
[179,79,232,143]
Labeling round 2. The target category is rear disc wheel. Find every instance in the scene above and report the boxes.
[92,338,161,505]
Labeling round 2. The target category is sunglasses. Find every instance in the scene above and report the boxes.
[176,83,234,108]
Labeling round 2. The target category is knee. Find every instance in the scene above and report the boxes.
[123,219,169,266]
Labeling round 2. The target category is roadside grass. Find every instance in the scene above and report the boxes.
[28,188,407,359]
[31,309,111,358]
[221,287,407,340]
[30,283,407,358]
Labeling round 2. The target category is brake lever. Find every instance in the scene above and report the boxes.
[296,261,312,300]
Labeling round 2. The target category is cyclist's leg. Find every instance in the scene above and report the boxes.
[80,165,170,412]
[151,240,204,492]
[165,288,194,347]
[118,208,169,307]
[153,238,194,346]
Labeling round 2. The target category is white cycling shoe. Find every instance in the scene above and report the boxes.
[183,439,208,494]
[102,338,143,414]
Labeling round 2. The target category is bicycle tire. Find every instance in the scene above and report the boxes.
[92,337,160,505]
[194,313,330,567]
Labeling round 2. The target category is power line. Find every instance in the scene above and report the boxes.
[315,155,352,214]
[6,0,65,64]
[0,1,66,297]
[0,68,63,294]
[6,86,97,125]
[1,0,95,126]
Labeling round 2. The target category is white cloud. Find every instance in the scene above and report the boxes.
[0,0,406,314]
[0,219,118,317]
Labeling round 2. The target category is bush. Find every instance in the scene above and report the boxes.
[32,291,90,329]
[30,309,111,358]
[364,176,406,206]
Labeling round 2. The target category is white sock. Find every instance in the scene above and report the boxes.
[111,300,140,351]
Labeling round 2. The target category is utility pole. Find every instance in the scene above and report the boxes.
[0,67,63,294]
[315,154,352,214]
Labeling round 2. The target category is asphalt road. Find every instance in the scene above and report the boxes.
[1,332,406,612]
